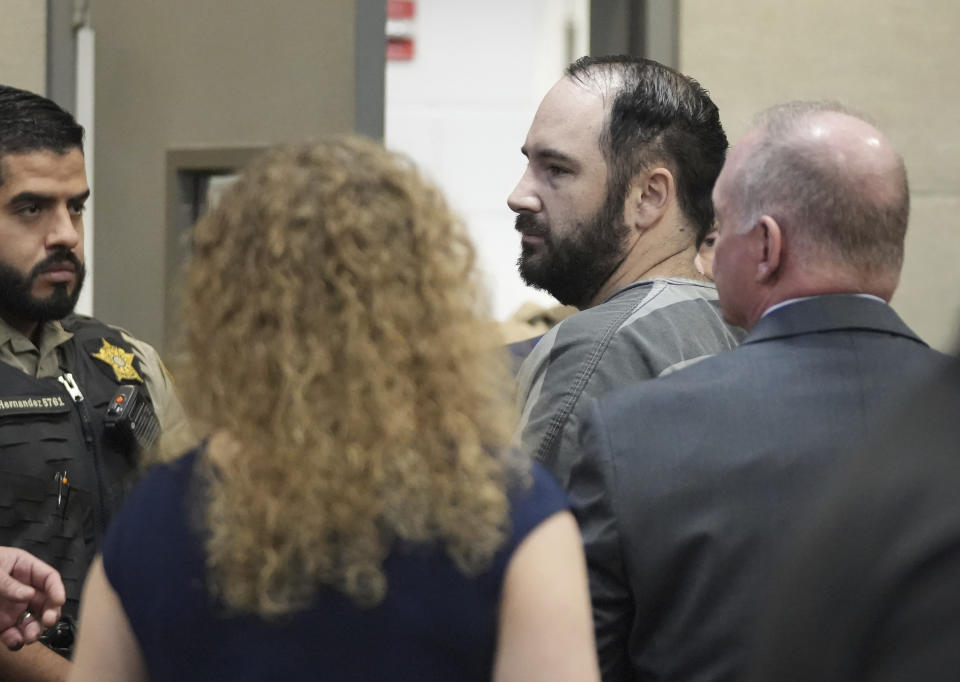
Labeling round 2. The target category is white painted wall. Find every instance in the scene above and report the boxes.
[75,25,95,317]
[385,0,589,320]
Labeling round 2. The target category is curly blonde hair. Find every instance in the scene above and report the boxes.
[177,136,522,615]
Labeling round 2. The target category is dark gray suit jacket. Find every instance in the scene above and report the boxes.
[742,355,960,682]
[569,295,952,682]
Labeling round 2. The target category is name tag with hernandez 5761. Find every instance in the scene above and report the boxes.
[0,395,70,417]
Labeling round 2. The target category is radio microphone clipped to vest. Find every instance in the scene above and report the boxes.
[104,385,161,454]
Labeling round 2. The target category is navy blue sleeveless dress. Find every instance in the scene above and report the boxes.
[101,449,568,681]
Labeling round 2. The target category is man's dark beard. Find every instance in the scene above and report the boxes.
[0,250,85,327]
[515,190,630,309]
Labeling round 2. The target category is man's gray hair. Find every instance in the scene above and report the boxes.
[730,101,909,275]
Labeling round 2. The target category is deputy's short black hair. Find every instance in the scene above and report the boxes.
[0,84,84,185]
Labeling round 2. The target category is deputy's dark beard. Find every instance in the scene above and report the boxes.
[0,250,85,326]
[515,197,629,309]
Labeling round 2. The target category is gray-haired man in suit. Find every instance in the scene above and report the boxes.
[569,101,952,682]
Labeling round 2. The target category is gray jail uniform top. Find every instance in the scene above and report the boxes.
[515,278,744,487]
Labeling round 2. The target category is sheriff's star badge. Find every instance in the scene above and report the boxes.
[91,338,143,383]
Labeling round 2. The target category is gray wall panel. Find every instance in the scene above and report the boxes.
[89,0,383,350]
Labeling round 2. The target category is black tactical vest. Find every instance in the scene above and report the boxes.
[0,315,153,621]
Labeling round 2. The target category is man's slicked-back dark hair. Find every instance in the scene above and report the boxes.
[566,56,727,244]
[0,84,84,185]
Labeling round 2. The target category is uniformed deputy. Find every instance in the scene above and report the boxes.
[0,84,191,679]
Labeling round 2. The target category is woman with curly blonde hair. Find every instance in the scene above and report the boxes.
[68,137,598,682]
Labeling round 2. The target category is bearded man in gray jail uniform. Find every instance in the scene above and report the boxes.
[509,55,743,487]
[0,84,191,680]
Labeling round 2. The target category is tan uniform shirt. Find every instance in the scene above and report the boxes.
[0,316,194,457]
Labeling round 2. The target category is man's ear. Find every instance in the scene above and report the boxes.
[623,167,674,231]
[755,215,782,282]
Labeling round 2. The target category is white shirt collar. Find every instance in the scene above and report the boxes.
[762,293,886,319]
